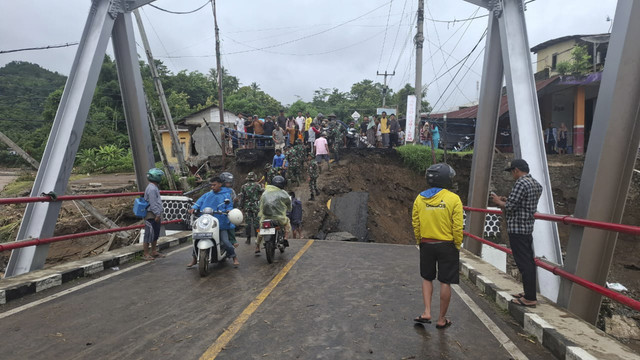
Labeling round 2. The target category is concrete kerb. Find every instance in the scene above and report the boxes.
[0,231,191,305]
[459,249,640,360]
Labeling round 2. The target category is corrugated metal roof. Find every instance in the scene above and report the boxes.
[429,76,559,120]
[530,33,610,53]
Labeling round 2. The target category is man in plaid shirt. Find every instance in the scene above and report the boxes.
[491,159,542,307]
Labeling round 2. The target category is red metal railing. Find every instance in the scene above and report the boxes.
[0,219,183,252]
[0,191,187,252]
[0,191,183,205]
[463,206,640,236]
[463,208,640,311]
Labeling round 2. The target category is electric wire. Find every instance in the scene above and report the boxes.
[385,0,408,70]
[425,3,479,104]
[377,0,395,71]
[0,42,79,54]
[221,1,393,56]
[148,0,211,15]
[437,46,485,113]
[392,13,416,73]
[140,8,179,74]
[221,28,387,57]
[429,28,488,113]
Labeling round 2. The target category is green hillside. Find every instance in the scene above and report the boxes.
[0,61,66,122]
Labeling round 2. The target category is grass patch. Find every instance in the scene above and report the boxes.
[0,221,20,243]
[1,179,33,197]
[396,144,474,174]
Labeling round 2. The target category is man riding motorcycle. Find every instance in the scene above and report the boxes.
[188,176,239,267]
[257,176,292,253]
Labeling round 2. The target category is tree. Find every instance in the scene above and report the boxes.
[209,67,240,98]
[287,99,318,118]
[555,44,592,76]
[392,83,431,116]
[225,85,283,117]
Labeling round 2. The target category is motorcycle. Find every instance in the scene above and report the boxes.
[259,219,287,264]
[190,202,243,276]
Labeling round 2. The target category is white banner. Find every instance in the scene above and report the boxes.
[405,95,417,143]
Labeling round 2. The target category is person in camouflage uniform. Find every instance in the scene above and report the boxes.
[307,153,320,201]
[266,165,280,186]
[289,138,306,185]
[239,172,263,245]
[328,116,346,165]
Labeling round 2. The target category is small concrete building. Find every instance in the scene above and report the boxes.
[159,125,191,166]
[177,106,236,164]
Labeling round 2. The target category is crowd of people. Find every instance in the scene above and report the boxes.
[226,110,444,152]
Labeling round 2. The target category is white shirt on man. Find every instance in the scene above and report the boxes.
[295,116,305,131]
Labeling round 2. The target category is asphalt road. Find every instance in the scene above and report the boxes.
[0,239,553,359]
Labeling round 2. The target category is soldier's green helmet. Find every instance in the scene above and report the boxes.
[146,168,165,183]
[246,172,257,181]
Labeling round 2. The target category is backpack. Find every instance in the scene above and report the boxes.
[133,197,149,218]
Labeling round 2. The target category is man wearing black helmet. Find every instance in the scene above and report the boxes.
[257,176,292,253]
[412,163,463,329]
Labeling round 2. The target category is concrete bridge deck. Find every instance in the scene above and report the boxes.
[0,237,633,359]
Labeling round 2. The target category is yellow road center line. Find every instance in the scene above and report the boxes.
[200,239,315,360]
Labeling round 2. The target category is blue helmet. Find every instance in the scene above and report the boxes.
[147,168,165,183]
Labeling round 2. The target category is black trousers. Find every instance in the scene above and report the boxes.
[508,233,537,301]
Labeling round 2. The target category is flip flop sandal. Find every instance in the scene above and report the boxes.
[414,316,432,324]
[436,319,452,329]
[511,293,525,298]
[511,298,537,308]
[142,255,155,261]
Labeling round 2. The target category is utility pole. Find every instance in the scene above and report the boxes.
[376,71,395,107]
[133,9,188,176]
[414,0,424,144]
[145,94,177,190]
[211,0,227,166]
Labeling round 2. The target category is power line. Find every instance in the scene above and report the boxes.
[425,3,479,104]
[429,28,487,112]
[140,8,179,74]
[377,0,395,71]
[148,0,211,15]
[221,29,387,57]
[0,42,79,55]
[437,46,485,112]
[223,0,393,56]
[386,0,410,70]
[425,14,488,24]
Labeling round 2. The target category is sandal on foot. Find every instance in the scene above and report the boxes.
[511,293,525,298]
[511,298,536,307]
[414,316,432,324]
[436,319,452,329]
[142,255,155,261]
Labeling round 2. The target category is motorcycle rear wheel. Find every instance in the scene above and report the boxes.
[265,238,275,264]
[198,248,209,277]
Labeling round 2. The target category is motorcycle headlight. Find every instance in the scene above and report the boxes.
[197,216,216,231]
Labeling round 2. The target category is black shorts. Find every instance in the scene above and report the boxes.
[420,242,460,284]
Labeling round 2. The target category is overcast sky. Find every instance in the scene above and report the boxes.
[1,0,617,113]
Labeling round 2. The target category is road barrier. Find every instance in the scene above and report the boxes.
[0,219,183,252]
[0,190,187,253]
[463,206,640,312]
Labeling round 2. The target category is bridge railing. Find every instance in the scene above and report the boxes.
[0,190,185,252]
[463,206,640,312]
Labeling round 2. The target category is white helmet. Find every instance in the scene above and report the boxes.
[227,208,244,225]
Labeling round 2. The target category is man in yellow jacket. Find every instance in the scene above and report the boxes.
[412,163,463,329]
